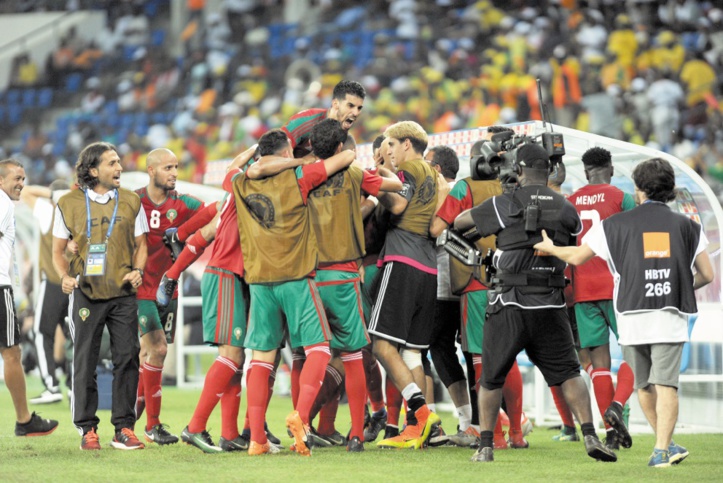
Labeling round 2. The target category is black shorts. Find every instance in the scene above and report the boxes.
[481,306,580,390]
[1,286,21,348]
[368,262,437,349]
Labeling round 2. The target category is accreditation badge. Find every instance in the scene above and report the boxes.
[84,243,107,276]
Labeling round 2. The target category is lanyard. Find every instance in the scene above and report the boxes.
[85,189,119,243]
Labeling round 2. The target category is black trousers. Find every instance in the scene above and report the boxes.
[69,289,139,434]
[429,299,466,388]
[33,279,70,390]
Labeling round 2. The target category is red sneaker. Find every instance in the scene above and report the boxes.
[80,428,101,451]
[111,428,145,450]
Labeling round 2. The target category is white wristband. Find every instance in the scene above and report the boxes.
[367,196,379,207]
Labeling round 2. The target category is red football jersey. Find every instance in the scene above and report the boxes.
[136,188,204,300]
[568,184,632,302]
[207,194,244,275]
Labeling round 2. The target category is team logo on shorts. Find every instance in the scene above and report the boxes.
[166,209,178,222]
[415,175,436,205]
[139,315,148,328]
[234,327,242,341]
[245,194,275,229]
[79,308,90,321]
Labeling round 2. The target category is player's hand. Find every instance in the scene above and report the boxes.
[533,229,555,253]
[123,270,143,289]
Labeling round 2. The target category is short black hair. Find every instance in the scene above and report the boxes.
[632,157,676,203]
[428,145,459,180]
[372,135,385,152]
[581,146,612,168]
[333,80,366,101]
[258,129,290,156]
[311,119,348,159]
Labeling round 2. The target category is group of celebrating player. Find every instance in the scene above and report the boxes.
[127,79,636,461]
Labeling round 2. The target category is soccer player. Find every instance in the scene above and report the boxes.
[429,135,526,449]
[567,147,637,450]
[134,148,206,445]
[230,129,356,456]
[369,121,442,449]
[282,79,365,158]
[306,119,402,451]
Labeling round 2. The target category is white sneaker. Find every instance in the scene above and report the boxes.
[30,389,63,404]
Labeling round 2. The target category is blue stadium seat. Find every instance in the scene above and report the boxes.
[7,104,23,125]
[6,89,20,104]
[21,88,36,107]
[37,88,53,108]
[151,29,166,47]
[64,72,83,93]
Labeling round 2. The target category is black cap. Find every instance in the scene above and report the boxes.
[517,143,550,170]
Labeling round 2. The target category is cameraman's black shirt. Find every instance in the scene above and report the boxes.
[470,185,581,311]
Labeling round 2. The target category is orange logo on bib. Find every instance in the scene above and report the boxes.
[643,232,670,258]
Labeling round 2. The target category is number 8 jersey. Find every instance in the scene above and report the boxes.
[568,184,635,302]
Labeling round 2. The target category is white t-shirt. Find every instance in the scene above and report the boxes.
[584,221,708,345]
[0,189,16,286]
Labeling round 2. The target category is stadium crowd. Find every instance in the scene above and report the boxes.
[1,1,722,203]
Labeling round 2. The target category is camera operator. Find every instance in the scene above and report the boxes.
[454,143,616,464]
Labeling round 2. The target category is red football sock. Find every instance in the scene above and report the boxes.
[472,355,482,392]
[188,356,237,433]
[362,347,385,412]
[242,365,253,431]
[177,203,217,241]
[143,362,164,430]
[613,361,635,407]
[309,364,344,422]
[590,367,615,424]
[502,361,523,432]
[386,378,403,427]
[342,351,367,440]
[291,352,306,409]
[317,392,341,436]
[220,368,242,440]
[550,384,575,428]
[167,231,211,280]
[296,344,331,425]
[136,365,145,415]
[246,360,272,444]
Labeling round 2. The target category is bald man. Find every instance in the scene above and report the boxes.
[134,149,206,444]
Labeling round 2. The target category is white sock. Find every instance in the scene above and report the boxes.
[457,404,473,431]
[401,383,422,401]
[428,403,436,413]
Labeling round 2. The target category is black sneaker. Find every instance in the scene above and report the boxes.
[347,436,364,452]
[382,425,399,440]
[219,435,249,451]
[428,423,449,447]
[15,412,59,437]
[471,446,494,462]
[144,424,179,445]
[156,273,178,307]
[163,228,185,261]
[364,408,387,442]
[181,426,222,453]
[604,429,620,451]
[584,435,617,462]
[264,422,281,446]
[604,402,632,449]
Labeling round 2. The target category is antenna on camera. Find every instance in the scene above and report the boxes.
[536,78,554,132]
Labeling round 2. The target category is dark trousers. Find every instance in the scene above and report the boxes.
[429,299,466,388]
[69,289,139,434]
[33,279,70,390]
